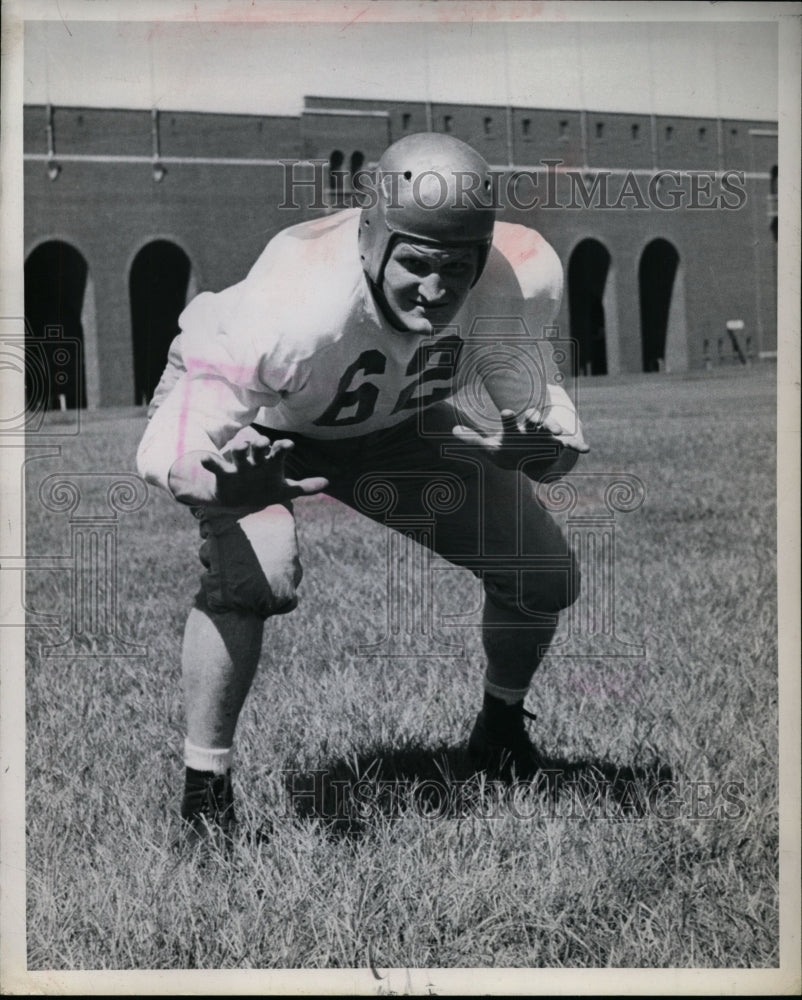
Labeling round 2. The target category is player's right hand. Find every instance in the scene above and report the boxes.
[198,434,329,507]
[451,407,589,477]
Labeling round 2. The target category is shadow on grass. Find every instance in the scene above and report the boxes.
[280,742,675,839]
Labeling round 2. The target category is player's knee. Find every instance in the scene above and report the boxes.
[197,518,302,620]
[542,548,580,612]
[483,550,580,616]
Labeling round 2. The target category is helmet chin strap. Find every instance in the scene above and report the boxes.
[366,274,424,334]
[368,276,401,330]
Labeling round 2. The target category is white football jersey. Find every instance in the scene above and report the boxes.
[138,208,564,492]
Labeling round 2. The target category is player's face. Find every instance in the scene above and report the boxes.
[380,241,479,333]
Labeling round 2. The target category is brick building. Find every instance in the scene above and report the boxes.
[23,95,777,409]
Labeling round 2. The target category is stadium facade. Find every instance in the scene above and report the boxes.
[23,96,778,409]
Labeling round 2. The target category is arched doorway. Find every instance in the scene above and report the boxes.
[350,150,365,184]
[328,149,345,204]
[639,239,684,373]
[129,240,192,405]
[568,239,611,375]
[24,241,89,409]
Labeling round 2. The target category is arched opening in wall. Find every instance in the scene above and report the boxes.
[24,241,88,409]
[328,149,345,201]
[639,239,680,373]
[568,239,610,375]
[130,240,192,405]
[349,151,365,200]
[350,151,364,180]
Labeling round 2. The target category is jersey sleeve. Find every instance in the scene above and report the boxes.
[454,225,566,428]
[147,333,186,418]
[495,222,564,333]
[136,280,301,494]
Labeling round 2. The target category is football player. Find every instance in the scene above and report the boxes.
[137,132,588,841]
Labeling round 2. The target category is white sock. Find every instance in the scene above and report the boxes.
[483,677,530,705]
[184,738,234,775]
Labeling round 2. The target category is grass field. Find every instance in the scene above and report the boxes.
[23,367,779,970]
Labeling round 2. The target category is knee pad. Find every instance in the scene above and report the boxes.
[483,549,580,617]
[197,511,302,620]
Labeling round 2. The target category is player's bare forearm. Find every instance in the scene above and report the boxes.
[166,437,328,508]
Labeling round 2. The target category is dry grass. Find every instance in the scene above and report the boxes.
[24,367,779,969]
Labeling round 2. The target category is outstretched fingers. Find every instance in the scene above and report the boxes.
[250,438,273,463]
[267,437,294,461]
[261,439,328,496]
[523,406,590,452]
[499,409,521,435]
[284,475,330,499]
[451,424,491,447]
[199,452,236,477]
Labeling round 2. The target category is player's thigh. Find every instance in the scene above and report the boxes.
[405,450,575,563]
[332,411,579,614]
[474,461,580,614]
[195,503,302,618]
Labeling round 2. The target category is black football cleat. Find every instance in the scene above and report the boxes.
[177,767,237,850]
[467,695,546,781]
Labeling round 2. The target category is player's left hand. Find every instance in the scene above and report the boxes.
[451,406,589,478]
[198,436,329,507]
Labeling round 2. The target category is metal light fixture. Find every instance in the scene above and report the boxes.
[46,105,60,180]
[150,108,166,182]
